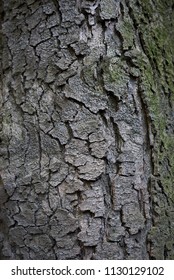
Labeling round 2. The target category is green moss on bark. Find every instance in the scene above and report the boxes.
[127,0,174,259]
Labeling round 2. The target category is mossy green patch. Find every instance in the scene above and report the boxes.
[101,57,129,97]
[127,0,174,259]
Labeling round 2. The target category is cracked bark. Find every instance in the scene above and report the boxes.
[0,0,174,259]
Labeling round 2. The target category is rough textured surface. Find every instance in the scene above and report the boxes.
[0,0,174,259]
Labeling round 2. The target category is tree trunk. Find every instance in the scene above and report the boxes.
[0,0,174,260]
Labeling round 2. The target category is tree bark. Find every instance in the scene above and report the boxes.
[0,0,174,260]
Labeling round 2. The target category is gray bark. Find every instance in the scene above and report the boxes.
[0,0,174,259]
